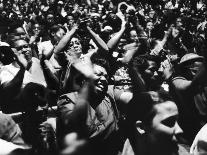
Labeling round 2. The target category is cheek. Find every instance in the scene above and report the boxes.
[152,121,174,138]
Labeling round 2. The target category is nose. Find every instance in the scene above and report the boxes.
[154,71,158,76]
[174,122,183,135]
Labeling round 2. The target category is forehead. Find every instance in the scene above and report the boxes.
[147,22,153,25]
[71,37,80,42]
[130,30,137,36]
[93,64,107,75]
[153,101,178,118]
[47,14,54,18]
[57,28,65,33]
[147,60,157,67]
[67,15,74,19]
[14,27,25,34]
[14,39,28,47]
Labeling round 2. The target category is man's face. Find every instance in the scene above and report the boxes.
[93,64,108,96]
[11,27,28,41]
[149,101,182,150]
[184,61,203,78]
[13,39,32,63]
[46,14,54,24]
[32,24,41,35]
[130,30,138,43]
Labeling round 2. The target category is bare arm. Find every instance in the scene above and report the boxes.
[87,26,109,54]
[107,19,127,51]
[54,25,78,57]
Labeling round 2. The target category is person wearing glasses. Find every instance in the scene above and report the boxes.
[0,39,47,113]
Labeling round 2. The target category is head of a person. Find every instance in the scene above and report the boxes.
[128,29,139,43]
[10,39,32,64]
[90,53,110,97]
[67,36,82,58]
[32,23,41,36]
[8,23,29,42]
[50,24,66,43]
[148,9,156,19]
[175,17,183,29]
[66,13,74,28]
[132,54,162,90]
[119,3,128,14]
[129,90,182,154]
[46,11,55,25]
[146,20,154,31]
[90,6,97,13]
[179,53,204,80]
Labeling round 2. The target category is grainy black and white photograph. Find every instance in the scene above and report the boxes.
[0,0,206,154]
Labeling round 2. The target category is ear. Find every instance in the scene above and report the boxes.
[51,32,55,37]
[135,120,145,134]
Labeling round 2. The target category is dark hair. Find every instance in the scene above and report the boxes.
[49,24,66,36]
[128,90,174,125]
[90,53,110,75]
[131,54,161,74]
[0,46,16,65]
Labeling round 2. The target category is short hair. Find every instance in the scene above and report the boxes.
[90,53,110,75]
[127,90,174,125]
[49,24,66,35]
[130,54,161,74]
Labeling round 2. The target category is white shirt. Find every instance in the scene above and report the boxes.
[0,57,47,88]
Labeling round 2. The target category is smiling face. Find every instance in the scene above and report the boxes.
[13,39,32,63]
[93,64,108,97]
[67,37,82,58]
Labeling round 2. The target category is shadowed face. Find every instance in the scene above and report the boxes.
[146,100,183,154]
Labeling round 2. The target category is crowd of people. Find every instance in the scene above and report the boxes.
[0,0,207,154]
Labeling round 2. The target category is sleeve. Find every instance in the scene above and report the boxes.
[0,69,14,85]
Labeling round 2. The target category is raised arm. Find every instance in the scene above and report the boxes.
[87,26,109,54]
[107,18,127,51]
[54,24,78,57]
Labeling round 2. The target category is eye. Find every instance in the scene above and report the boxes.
[162,116,177,128]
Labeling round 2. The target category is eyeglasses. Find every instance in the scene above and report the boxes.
[16,44,30,52]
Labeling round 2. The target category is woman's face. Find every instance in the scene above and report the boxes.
[146,22,154,31]
[67,37,82,57]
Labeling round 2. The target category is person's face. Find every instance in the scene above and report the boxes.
[144,60,158,80]
[130,30,138,42]
[91,7,97,13]
[149,11,155,19]
[148,101,182,151]
[184,61,203,78]
[12,27,28,41]
[46,14,54,24]
[146,22,154,31]
[13,39,32,63]
[68,37,82,57]
[54,28,65,42]
[176,18,183,29]
[67,15,74,26]
[92,15,99,22]
[93,64,108,96]
[32,24,41,35]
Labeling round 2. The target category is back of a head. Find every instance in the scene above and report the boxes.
[128,90,173,124]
